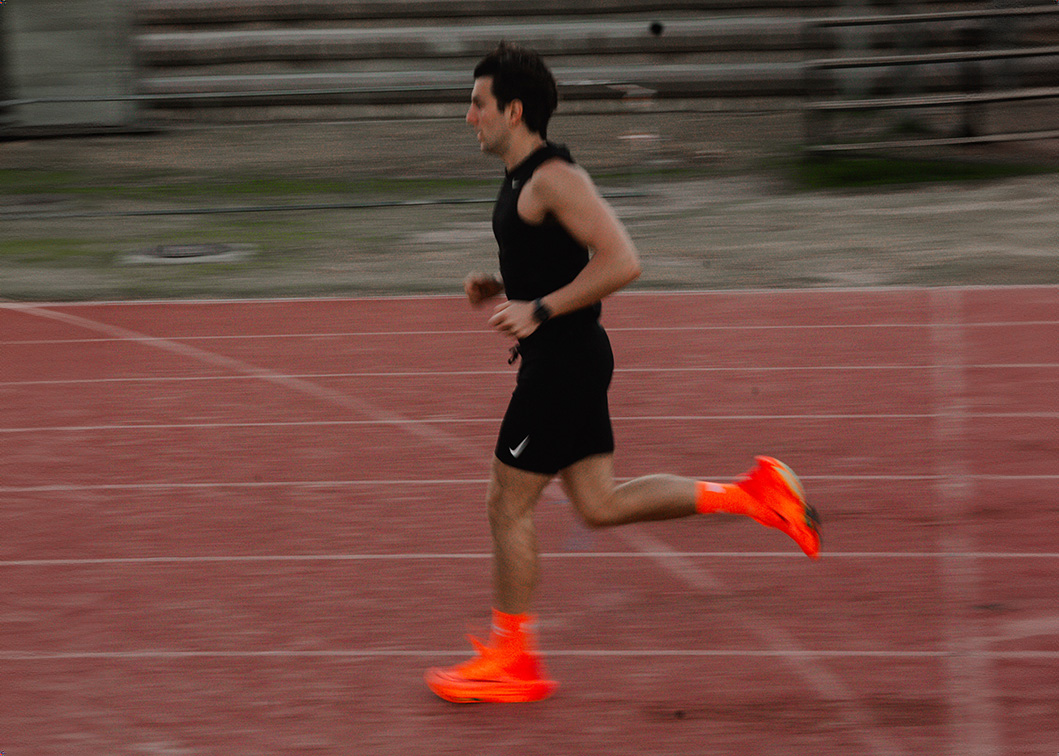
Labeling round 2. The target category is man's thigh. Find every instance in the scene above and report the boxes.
[487,457,553,522]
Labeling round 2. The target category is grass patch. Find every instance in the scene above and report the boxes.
[0,238,106,265]
[0,169,86,195]
[790,155,1056,190]
[0,168,500,202]
[0,164,726,204]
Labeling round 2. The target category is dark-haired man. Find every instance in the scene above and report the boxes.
[425,42,821,704]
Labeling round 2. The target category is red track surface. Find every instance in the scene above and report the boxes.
[1,288,1056,756]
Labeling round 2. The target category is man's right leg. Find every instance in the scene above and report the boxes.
[560,454,821,558]
[425,458,558,703]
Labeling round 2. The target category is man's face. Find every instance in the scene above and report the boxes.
[466,76,511,156]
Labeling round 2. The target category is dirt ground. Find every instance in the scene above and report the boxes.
[2,106,1058,300]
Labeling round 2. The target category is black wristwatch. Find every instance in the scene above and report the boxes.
[532,298,552,324]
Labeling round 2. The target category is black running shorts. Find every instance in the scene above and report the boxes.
[494,320,615,475]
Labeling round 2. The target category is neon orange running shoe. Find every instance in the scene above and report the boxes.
[425,635,558,703]
[736,456,821,559]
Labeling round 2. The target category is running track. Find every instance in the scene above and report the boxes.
[1,288,1056,756]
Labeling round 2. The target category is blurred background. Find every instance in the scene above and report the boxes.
[2,0,1058,300]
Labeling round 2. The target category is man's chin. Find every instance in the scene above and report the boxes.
[474,135,502,157]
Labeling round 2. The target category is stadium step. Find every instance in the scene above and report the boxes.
[132,0,1020,118]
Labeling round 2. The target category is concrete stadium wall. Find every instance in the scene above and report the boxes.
[2,0,137,132]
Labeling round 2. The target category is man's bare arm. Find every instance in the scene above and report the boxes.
[489,161,641,339]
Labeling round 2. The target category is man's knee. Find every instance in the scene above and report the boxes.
[579,507,613,530]
[561,455,620,529]
[571,491,618,529]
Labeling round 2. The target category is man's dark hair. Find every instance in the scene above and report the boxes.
[473,41,559,139]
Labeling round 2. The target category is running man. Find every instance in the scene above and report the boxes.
[425,42,821,704]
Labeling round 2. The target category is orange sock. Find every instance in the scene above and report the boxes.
[490,608,533,649]
[695,480,760,518]
[488,609,552,685]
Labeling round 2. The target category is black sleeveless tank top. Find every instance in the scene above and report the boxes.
[492,142,603,342]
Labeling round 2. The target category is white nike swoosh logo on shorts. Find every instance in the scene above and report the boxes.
[509,436,530,458]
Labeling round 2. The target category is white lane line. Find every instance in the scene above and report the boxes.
[0,649,941,661]
[3,474,1057,494]
[0,370,514,386]
[10,284,1055,309]
[617,363,1059,372]
[4,363,1057,387]
[4,412,1058,434]
[2,551,1057,568]
[0,649,1055,662]
[0,419,497,433]
[1,330,484,344]
[4,319,1056,345]
[930,288,1002,756]
[0,480,489,493]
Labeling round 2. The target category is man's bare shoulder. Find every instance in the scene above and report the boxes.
[528,158,598,206]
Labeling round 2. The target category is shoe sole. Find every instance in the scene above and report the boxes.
[426,672,558,704]
[756,456,821,559]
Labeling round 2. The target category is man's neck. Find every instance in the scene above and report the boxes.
[501,133,547,172]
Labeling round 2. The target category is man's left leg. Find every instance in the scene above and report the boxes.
[425,458,559,703]
[486,457,552,614]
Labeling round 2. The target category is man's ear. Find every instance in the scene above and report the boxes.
[505,99,524,127]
